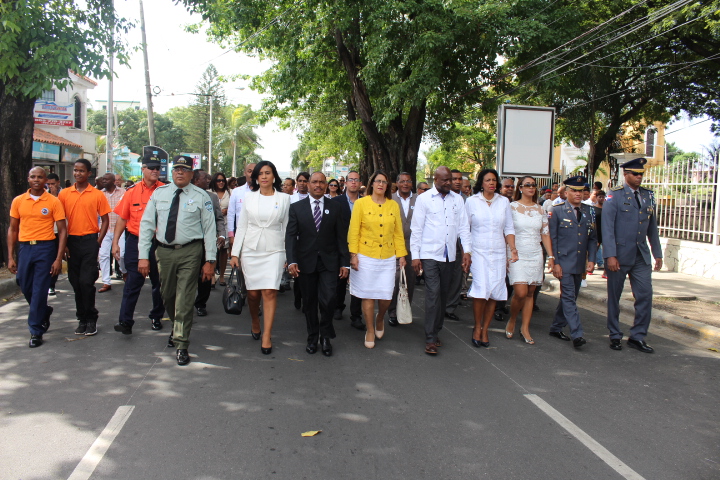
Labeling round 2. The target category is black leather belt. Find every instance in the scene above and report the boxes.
[156,238,202,250]
[69,233,98,239]
[19,239,56,245]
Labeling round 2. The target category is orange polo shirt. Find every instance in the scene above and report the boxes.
[10,190,66,241]
[113,180,165,236]
[58,184,112,236]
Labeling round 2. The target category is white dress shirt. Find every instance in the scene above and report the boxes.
[290,191,309,204]
[410,186,471,262]
[227,183,251,236]
[397,192,413,217]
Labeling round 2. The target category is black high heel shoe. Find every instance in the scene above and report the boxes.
[471,329,490,348]
[261,345,272,355]
[251,330,261,340]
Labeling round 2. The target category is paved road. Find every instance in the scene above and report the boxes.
[1,277,718,480]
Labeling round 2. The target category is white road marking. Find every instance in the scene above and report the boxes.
[524,394,646,480]
[67,405,135,480]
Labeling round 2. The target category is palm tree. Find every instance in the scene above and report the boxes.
[215,105,260,176]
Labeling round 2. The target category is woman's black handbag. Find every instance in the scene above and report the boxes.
[222,267,247,315]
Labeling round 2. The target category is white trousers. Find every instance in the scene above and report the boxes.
[99,230,126,285]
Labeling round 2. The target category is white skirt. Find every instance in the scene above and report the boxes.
[349,254,396,300]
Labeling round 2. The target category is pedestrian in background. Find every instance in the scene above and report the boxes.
[282,177,295,195]
[388,172,416,326]
[46,172,62,296]
[548,176,597,349]
[290,171,310,311]
[494,177,516,321]
[98,172,126,293]
[7,167,67,348]
[603,158,662,353]
[211,172,232,286]
[466,168,517,347]
[348,170,407,349]
[506,176,553,344]
[138,156,217,365]
[326,179,341,198]
[58,159,111,336]
[444,169,468,322]
[230,161,291,355]
[112,155,165,335]
[416,182,430,195]
[410,167,471,355]
[228,177,238,190]
[227,162,256,243]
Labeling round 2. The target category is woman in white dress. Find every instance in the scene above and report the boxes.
[466,169,518,347]
[230,161,290,355]
[348,171,407,349]
[506,176,554,344]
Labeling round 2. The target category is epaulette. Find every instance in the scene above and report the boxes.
[553,201,565,206]
[611,185,624,191]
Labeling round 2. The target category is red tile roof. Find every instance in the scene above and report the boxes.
[70,70,98,86]
[33,128,83,148]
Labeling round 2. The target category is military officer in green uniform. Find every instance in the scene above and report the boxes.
[138,155,217,365]
[602,157,662,353]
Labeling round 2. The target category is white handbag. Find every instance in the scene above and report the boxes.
[397,267,413,324]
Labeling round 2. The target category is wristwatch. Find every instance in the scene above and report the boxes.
[206,260,216,264]
[547,256,555,259]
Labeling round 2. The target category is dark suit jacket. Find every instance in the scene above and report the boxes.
[549,201,598,275]
[391,192,416,260]
[286,196,350,274]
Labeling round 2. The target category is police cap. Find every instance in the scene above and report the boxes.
[141,154,161,168]
[620,157,647,172]
[172,155,194,170]
[563,175,587,191]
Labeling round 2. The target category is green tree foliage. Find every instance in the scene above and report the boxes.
[181,0,517,181]
[0,0,131,264]
[186,64,227,165]
[213,104,261,175]
[87,108,188,156]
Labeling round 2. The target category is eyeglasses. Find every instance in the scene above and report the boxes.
[398,180,412,184]
[521,183,537,188]
[346,178,360,183]
[374,180,388,185]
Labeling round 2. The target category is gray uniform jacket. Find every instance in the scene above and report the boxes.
[138,182,218,261]
[549,201,598,275]
[601,183,662,265]
[207,191,226,240]
[391,192,417,260]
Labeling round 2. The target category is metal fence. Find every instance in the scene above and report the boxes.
[642,159,720,245]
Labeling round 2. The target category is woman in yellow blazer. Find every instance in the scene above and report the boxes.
[348,170,407,349]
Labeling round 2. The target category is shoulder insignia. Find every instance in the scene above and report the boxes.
[553,201,565,206]
[611,185,624,191]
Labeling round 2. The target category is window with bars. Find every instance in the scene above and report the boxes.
[40,90,55,102]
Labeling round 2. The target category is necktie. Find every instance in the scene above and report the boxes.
[634,191,641,209]
[313,200,322,232]
[574,207,581,223]
[165,188,183,243]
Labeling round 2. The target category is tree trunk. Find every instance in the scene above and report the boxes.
[334,28,426,184]
[0,82,36,266]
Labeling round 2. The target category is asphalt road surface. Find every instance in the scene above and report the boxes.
[1,277,718,480]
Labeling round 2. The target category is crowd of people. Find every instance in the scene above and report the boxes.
[7,155,662,363]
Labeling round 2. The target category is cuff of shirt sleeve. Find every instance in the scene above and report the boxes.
[228,231,234,238]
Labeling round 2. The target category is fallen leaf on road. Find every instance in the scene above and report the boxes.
[301,430,321,437]
[708,348,718,353]
[65,336,87,342]
[288,358,304,362]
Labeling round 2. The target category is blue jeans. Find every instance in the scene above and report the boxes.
[16,241,56,336]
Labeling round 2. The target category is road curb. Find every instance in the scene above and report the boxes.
[0,276,19,299]
[543,277,720,348]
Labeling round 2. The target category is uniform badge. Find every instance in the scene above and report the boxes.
[41,208,49,215]
[188,199,194,205]
[606,194,613,202]
[204,201,213,212]
[324,209,329,214]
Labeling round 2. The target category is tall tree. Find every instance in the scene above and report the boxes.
[0,0,130,265]
[186,64,227,167]
[182,0,518,181]
[214,104,261,175]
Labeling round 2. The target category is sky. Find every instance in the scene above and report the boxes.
[88,0,717,174]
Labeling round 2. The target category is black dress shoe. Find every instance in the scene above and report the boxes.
[321,337,332,357]
[549,331,571,341]
[196,307,208,317]
[294,298,302,310]
[350,317,365,330]
[388,317,399,326]
[176,349,190,366]
[306,341,318,354]
[150,317,163,330]
[251,330,261,340]
[114,322,132,335]
[609,338,622,350]
[29,335,43,348]
[333,308,343,320]
[493,312,504,321]
[573,337,587,348]
[445,312,460,321]
[167,333,175,348]
[42,306,53,333]
[627,338,654,353]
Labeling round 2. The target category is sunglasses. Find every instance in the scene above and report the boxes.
[145,166,160,171]
[627,171,644,177]
[217,179,226,183]
[521,183,537,188]
[329,184,339,187]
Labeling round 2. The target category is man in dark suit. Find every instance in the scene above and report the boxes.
[331,171,365,330]
[548,176,598,349]
[287,172,350,356]
[603,157,662,353]
[388,172,417,325]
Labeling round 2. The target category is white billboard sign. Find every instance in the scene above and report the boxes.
[496,105,555,177]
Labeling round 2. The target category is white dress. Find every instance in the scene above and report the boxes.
[466,193,515,300]
[231,190,290,290]
[508,202,548,286]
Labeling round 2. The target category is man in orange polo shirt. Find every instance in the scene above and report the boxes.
[58,159,111,336]
[111,155,165,334]
[8,167,68,348]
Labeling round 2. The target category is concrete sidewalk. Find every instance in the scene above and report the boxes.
[544,269,720,348]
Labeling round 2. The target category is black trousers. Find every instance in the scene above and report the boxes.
[335,275,362,319]
[119,233,164,325]
[300,257,338,343]
[67,234,100,322]
[495,276,514,314]
[195,251,211,309]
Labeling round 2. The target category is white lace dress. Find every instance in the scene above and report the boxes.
[508,202,548,286]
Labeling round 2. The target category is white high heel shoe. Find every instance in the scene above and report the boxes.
[364,331,375,349]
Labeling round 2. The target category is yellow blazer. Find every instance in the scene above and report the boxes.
[348,196,408,260]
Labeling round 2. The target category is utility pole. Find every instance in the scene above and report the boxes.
[106,1,114,174]
[208,98,213,174]
[139,0,156,146]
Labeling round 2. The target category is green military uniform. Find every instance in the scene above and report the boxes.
[139,174,217,351]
